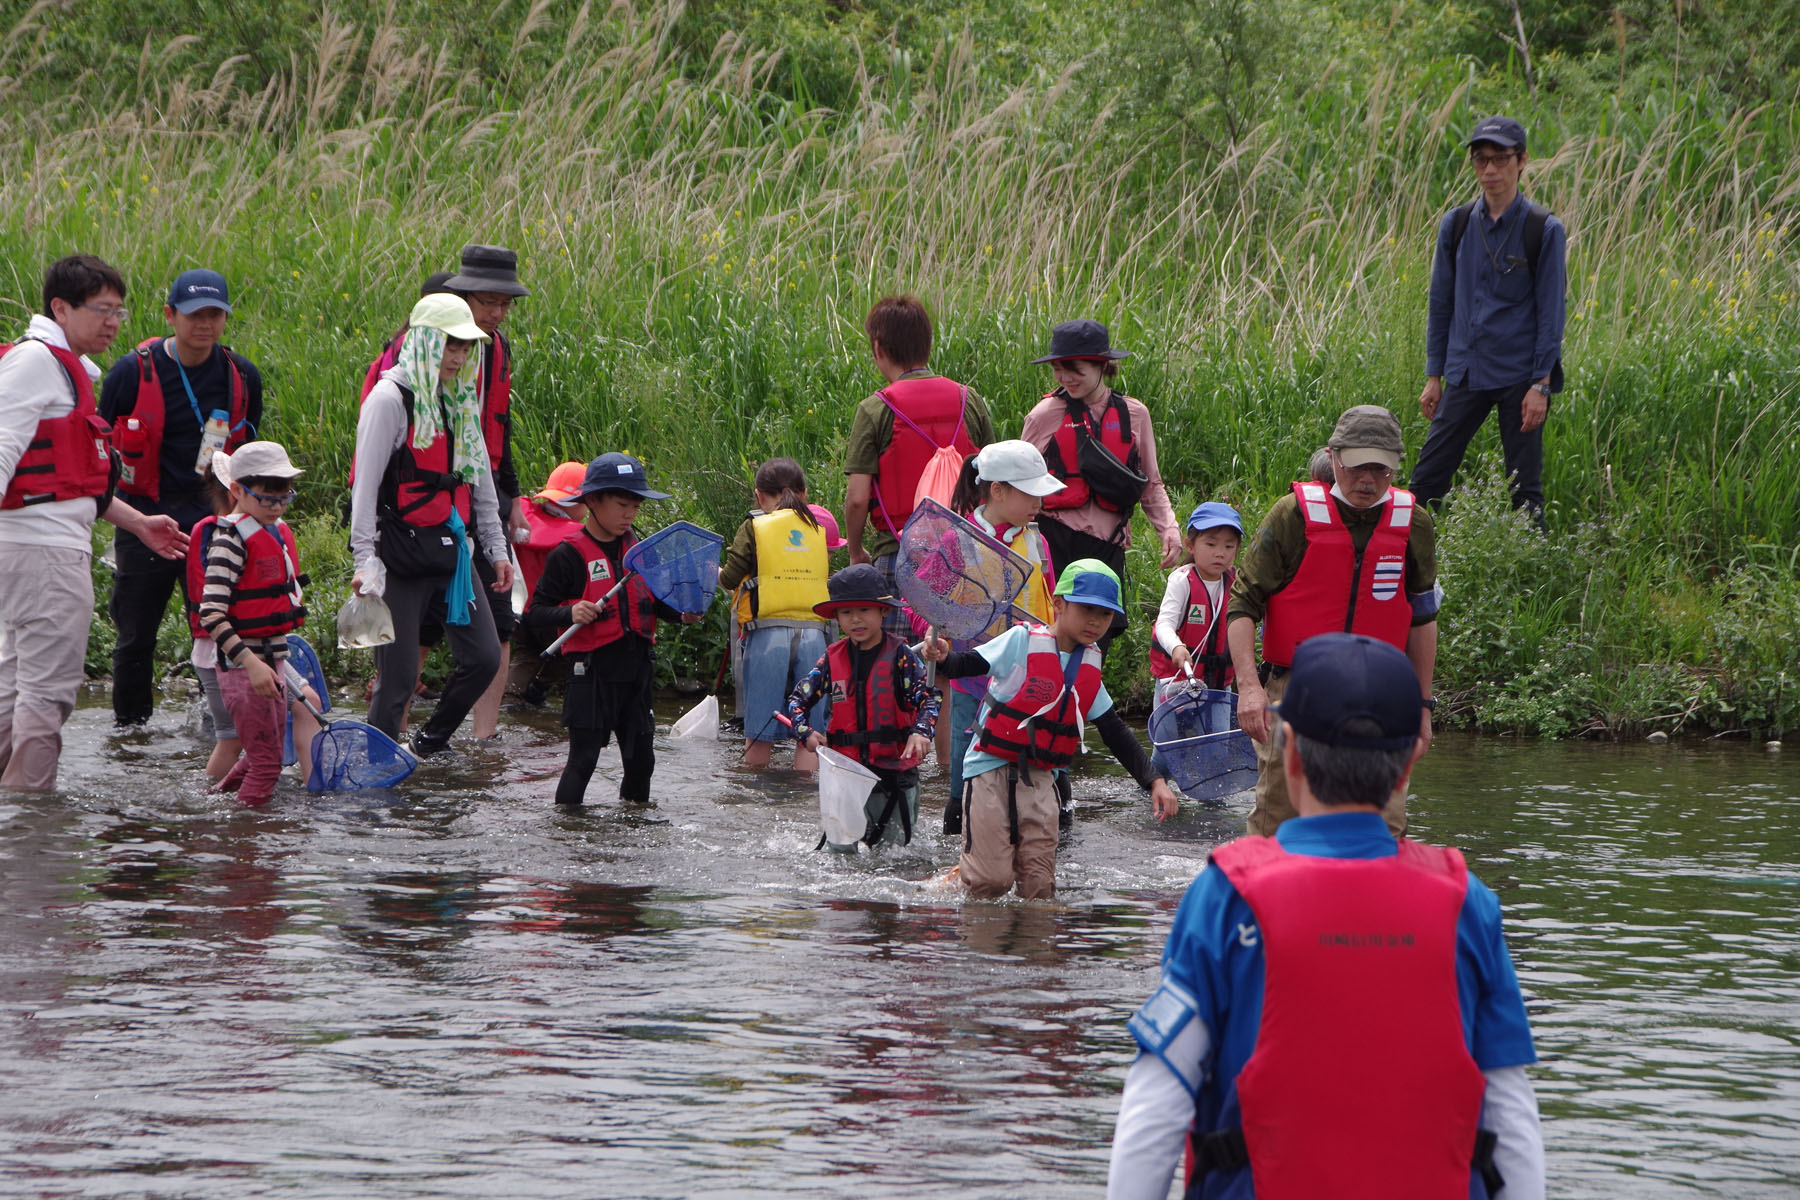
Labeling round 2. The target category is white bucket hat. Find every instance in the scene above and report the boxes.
[225,440,303,480]
[974,439,1066,497]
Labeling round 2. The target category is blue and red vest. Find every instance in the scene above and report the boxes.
[872,375,974,533]
[561,529,659,654]
[112,338,249,501]
[0,340,116,511]
[378,385,472,529]
[1261,482,1415,668]
[1187,835,1487,1200]
[1150,566,1236,687]
[973,625,1104,769]
[823,635,917,769]
[1040,390,1141,513]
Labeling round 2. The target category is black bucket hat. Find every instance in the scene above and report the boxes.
[445,244,530,298]
[813,564,899,618]
[1030,318,1131,364]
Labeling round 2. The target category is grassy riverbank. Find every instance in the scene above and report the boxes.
[5,2,1796,738]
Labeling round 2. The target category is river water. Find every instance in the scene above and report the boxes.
[2,688,1796,1198]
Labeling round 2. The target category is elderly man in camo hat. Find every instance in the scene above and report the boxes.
[1225,405,1443,836]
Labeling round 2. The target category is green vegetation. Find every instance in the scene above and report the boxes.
[5,0,1795,738]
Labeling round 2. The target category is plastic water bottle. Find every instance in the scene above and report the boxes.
[196,410,229,474]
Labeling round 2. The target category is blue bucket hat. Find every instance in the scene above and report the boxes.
[576,452,670,501]
[1276,633,1423,751]
[1185,501,1242,536]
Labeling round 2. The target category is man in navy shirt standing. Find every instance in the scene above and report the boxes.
[100,269,264,726]
[1415,116,1566,528]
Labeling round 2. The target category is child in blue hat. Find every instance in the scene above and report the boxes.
[1149,501,1242,706]
[923,560,1178,898]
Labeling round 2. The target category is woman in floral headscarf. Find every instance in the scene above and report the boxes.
[349,294,514,754]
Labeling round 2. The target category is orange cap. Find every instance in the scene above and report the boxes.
[533,461,588,505]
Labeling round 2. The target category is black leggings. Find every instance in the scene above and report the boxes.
[555,666,655,805]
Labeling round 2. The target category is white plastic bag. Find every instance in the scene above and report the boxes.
[337,592,396,650]
[671,694,718,740]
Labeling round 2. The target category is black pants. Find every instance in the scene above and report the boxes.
[556,656,655,805]
[109,530,186,725]
[1410,380,1546,526]
[370,572,502,741]
[1036,515,1129,650]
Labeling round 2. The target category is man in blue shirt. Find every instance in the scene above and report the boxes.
[1415,116,1566,529]
[1107,633,1544,1200]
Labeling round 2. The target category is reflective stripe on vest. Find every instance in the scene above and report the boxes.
[748,508,830,621]
[872,375,973,534]
[823,635,916,768]
[217,512,306,638]
[1194,836,1487,1199]
[1040,390,1140,513]
[380,384,472,529]
[0,340,116,510]
[1149,566,1235,686]
[972,625,1102,769]
[113,338,249,501]
[561,529,659,654]
[1260,483,1415,668]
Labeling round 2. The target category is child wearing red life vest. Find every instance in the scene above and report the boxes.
[720,458,834,770]
[522,453,696,808]
[184,453,321,783]
[923,560,1179,899]
[503,460,585,707]
[785,565,939,847]
[1149,501,1242,706]
[195,441,308,807]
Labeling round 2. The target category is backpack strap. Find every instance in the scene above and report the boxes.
[1450,198,1551,276]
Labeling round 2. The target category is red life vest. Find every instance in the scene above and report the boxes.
[477,331,511,473]
[871,375,974,534]
[1149,566,1236,687]
[1261,482,1416,668]
[515,502,581,599]
[561,529,659,654]
[1040,390,1141,513]
[823,635,917,769]
[973,625,1103,769]
[212,513,306,638]
[1194,835,1487,1200]
[358,330,406,402]
[378,384,472,529]
[0,340,117,511]
[112,338,249,502]
[183,514,219,637]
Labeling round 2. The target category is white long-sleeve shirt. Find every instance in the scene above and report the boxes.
[0,315,103,552]
[1152,564,1226,658]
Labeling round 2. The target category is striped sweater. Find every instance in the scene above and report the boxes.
[197,517,290,668]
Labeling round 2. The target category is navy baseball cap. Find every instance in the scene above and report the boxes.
[168,269,232,314]
[1185,501,1242,536]
[1276,633,1423,751]
[576,452,671,501]
[1466,116,1527,152]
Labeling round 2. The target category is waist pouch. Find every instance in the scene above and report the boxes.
[377,510,460,579]
[1077,432,1149,511]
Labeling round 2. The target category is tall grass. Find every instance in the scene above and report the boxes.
[2,4,1795,734]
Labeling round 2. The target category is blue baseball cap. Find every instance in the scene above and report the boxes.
[576,452,670,501]
[1053,558,1125,615]
[1185,501,1242,536]
[167,269,232,314]
[1276,633,1423,751]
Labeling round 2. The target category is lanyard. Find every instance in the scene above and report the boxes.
[165,339,207,428]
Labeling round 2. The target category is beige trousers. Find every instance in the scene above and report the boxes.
[0,546,95,791]
[959,764,1060,900]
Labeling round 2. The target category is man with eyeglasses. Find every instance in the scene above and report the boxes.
[0,255,187,789]
[99,268,264,726]
[442,244,530,739]
[1226,406,1441,838]
[1416,115,1567,528]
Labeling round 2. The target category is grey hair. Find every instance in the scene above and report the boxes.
[1308,446,1335,484]
[1274,720,1414,809]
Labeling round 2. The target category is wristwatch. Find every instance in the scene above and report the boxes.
[1421,698,1438,711]
[1529,383,1551,397]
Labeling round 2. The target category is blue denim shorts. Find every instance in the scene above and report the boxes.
[742,622,829,743]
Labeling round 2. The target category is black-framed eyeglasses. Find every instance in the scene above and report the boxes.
[1470,151,1518,170]
[246,487,298,506]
